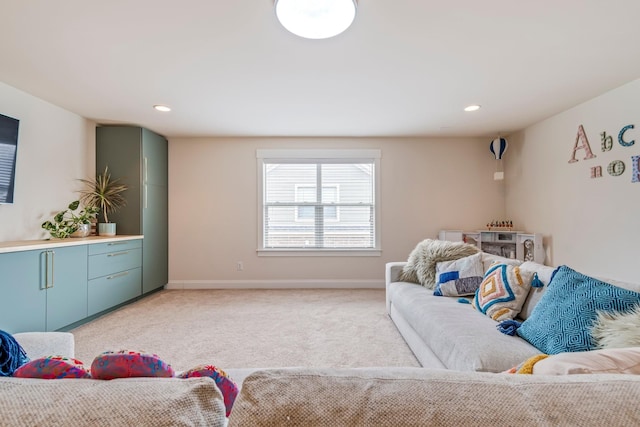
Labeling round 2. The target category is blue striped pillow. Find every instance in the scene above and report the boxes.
[517,265,640,354]
[434,253,484,297]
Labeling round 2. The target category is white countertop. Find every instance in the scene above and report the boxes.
[0,235,144,254]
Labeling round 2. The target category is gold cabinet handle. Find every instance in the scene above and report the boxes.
[44,250,55,289]
[107,251,130,257]
[107,271,129,280]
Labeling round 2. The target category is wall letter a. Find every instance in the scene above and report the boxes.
[568,125,596,163]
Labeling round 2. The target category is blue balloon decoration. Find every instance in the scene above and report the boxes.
[490,137,508,160]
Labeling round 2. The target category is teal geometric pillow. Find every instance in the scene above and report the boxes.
[516,265,640,354]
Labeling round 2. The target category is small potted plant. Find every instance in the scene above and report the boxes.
[78,166,128,236]
[41,200,99,239]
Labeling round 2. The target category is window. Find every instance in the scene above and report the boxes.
[0,142,17,203]
[296,185,338,221]
[257,149,381,255]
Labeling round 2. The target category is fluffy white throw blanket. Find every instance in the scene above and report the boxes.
[591,306,640,348]
[400,239,480,289]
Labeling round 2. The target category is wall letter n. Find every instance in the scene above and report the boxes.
[568,125,596,163]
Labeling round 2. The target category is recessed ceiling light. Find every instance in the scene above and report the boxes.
[464,105,481,112]
[275,0,357,39]
[153,105,171,112]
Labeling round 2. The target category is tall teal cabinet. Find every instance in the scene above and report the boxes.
[96,126,168,294]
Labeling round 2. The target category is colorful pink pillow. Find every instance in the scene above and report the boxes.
[13,356,91,379]
[179,364,239,416]
[90,350,174,380]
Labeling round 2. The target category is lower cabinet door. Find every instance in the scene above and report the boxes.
[0,250,46,333]
[46,245,89,331]
[88,268,142,316]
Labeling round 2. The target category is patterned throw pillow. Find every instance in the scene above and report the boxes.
[179,364,239,417]
[472,263,534,321]
[517,266,640,354]
[13,356,91,379]
[91,350,174,380]
[434,253,484,296]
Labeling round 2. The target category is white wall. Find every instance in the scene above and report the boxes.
[168,137,505,288]
[506,78,640,282]
[0,82,95,241]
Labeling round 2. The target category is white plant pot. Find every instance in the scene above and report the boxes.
[98,223,117,236]
[70,223,91,238]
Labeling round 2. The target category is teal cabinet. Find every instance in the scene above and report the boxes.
[45,245,88,331]
[0,245,87,333]
[87,239,143,316]
[0,250,46,333]
[96,126,168,294]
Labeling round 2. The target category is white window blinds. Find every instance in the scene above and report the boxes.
[0,143,17,203]
[258,149,380,252]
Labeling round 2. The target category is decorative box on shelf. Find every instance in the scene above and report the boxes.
[438,229,545,264]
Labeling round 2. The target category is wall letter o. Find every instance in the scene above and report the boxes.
[607,160,625,176]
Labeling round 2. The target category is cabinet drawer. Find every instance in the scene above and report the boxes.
[88,267,142,316]
[88,248,142,279]
[89,239,142,255]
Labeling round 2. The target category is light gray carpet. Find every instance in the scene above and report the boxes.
[71,289,420,371]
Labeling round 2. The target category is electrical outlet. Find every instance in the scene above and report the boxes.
[236,261,244,271]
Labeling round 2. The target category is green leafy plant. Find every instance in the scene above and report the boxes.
[41,200,99,238]
[78,166,128,223]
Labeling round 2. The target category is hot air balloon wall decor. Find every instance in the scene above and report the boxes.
[490,137,508,180]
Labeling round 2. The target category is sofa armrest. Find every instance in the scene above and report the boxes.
[386,262,407,285]
[13,332,75,359]
[385,262,407,314]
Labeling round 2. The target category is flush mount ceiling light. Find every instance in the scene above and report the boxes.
[153,105,171,112]
[464,105,481,112]
[275,0,357,39]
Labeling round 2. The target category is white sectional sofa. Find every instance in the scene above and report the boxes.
[5,284,640,427]
[386,252,640,372]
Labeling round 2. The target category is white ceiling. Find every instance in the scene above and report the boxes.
[2,0,640,139]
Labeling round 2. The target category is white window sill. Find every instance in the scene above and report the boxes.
[257,249,382,257]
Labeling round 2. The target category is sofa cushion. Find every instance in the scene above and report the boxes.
[0,377,226,426]
[479,253,521,273]
[532,347,640,375]
[472,264,534,321]
[228,368,640,427]
[388,281,540,372]
[518,262,556,320]
[13,332,75,360]
[434,253,484,296]
[517,265,640,354]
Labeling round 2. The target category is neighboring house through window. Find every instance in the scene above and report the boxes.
[295,185,338,221]
[257,149,381,256]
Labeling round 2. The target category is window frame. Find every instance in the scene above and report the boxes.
[257,149,381,257]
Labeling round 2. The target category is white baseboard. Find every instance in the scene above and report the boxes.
[166,279,384,290]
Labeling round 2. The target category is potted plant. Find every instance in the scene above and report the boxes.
[41,200,99,239]
[78,166,128,236]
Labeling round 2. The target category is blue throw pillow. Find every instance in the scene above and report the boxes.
[516,265,640,354]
